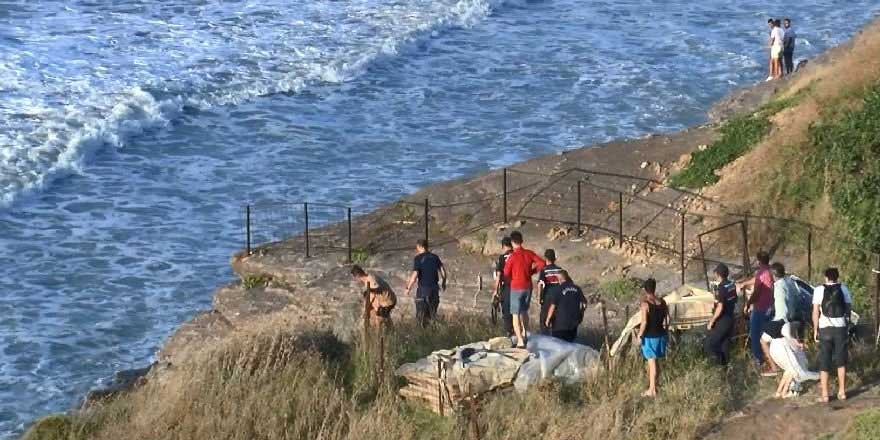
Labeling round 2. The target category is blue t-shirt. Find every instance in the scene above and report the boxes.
[413,252,443,289]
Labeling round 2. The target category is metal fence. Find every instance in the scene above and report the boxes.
[241,166,880,308]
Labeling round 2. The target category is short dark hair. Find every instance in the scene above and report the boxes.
[544,249,556,262]
[774,19,782,26]
[771,262,786,278]
[768,18,775,24]
[416,239,429,250]
[643,278,657,294]
[501,236,512,248]
[714,263,730,279]
[824,267,840,282]
[350,265,366,277]
[784,18,791,23]
[510,231,523,245]
[757,251,770,265]
[559,270,570,281]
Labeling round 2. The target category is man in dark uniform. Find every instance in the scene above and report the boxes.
[544,270,587,342]
[537,249,564,334]
[705,263,738,366]
[405,239,446,327]
[493,237,514,336]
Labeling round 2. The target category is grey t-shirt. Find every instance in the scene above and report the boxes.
[771,276,798,321]
[783,28,797,50]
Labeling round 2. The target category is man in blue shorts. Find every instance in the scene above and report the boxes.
[638,278,668,397]
[405,239,447,327]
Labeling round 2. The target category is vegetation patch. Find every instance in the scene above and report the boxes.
[599,276,643,302]
[670,86,812,189]
[842,408,880,440]
[241,274,271,289]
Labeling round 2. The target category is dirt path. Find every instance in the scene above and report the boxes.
[704,383,880,439]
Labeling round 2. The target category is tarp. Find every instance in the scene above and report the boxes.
[396,334,601,412]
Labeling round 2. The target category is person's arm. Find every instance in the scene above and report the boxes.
[530,252,546,275]
[537,270,546,304]
[405,270,418,295]
[503,255,512,279]
[812,303,821,342]
[545,304,556,328]
[439,262,447,291]
[708,302,722,330]
[637,302,648,339]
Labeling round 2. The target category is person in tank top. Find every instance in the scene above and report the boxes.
[638,278,668,397]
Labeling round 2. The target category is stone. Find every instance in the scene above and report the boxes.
[212,285,296,328]
[640,161,649,169]
[547,225,573,241]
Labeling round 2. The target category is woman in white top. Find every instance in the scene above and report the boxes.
[766,321,818,398]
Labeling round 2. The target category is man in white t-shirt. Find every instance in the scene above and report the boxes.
[768,19,785,80]
[811,267,852,403]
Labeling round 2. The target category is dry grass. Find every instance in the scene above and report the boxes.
[23,315,773,440]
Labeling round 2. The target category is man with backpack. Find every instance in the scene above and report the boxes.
[812,267,853,403]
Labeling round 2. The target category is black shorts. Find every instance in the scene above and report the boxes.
[762,319,785,339]
[818,327,849,372]
[550,328,577,342]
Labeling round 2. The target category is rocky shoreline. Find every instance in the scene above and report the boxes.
[67,18,874,415]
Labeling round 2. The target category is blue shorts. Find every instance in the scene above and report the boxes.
[509,289,531,314]
[641,334,668,359]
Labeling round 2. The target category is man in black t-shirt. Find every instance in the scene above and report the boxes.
[537,249,565,334]
[405,239,447,327]
[704,263,738,365]
[493,237,514,336]
[544,271,586,342]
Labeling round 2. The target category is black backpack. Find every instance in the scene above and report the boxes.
[821,284,846,319]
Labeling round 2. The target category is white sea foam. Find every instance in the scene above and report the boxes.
[0,0,506,208]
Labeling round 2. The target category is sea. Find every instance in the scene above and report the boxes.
[1,0,878,436]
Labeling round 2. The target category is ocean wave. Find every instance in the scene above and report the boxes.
[0,0,506,208]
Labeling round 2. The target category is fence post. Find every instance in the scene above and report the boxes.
[618,192,624,248]
[807,227,813,282]
[347,207,353,264]
[304,202,310,258]
[680,212,686,286]
[741,215,751,276]
[424,198,430,247]
[576,180,582,236]
[873,253,880,345]
[503,168,508,224]
[699,235,710,290]
[245,204,251,256]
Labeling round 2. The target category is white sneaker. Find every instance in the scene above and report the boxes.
[765,76,774,82]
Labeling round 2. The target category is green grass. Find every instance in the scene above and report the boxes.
[842,408,880,440]
[669,86,812,189]
[240,274,271,289]
[668,114,771,188]
[599,276,643,302]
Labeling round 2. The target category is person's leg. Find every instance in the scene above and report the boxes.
[510,290,526,347]
[511,314,524,347]
[415,297,428,328]
[704,325,724,364]
[520,289,532,338]
[749,313,766,366]
[818,330,832,401]
[836,328,848,399]
[761,338,777,371]
[429,288,440,320]
[647,359,658,395]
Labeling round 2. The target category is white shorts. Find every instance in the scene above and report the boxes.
[771,45,783,59]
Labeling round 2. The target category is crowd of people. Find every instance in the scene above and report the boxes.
[350,231,853,402]
[767,17,797,81]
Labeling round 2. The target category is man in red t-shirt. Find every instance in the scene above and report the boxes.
[503,231,546,348]
[738,250,775,374]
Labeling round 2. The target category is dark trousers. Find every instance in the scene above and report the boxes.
[783,49,795,75]
[539,301,552,334]
[704,315,734,365]
[551,328,577,342]
[416,286,440,327]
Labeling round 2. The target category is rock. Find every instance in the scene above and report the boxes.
[458,231,488,255]
[513,220,526,228]
[698,144,708,151]
[157,310,234,365]
[212,285,296,328]
[82,365,152,409]
[640,161,649,169]
[547,225,573,241]
[591,236,615,249]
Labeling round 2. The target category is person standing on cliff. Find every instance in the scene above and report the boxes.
[544,270,587,342]
[351,265,397,329]
[737,251,775,375]
[405,239,447,327]
[704,263,737,366]
[783,18,797,75]
[637,278,668,397]
[493,236,515,336]
[503,231,546,349]
[537,249,564,334]
[767,19,785,81]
